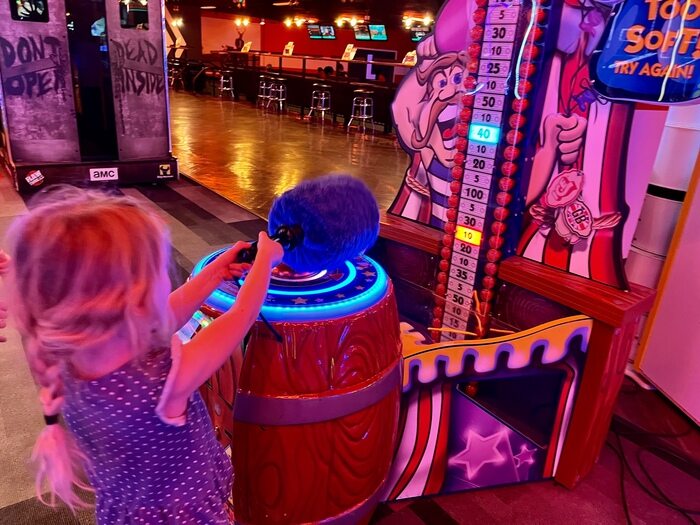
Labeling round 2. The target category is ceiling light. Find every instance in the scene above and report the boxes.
[200,5,217,9]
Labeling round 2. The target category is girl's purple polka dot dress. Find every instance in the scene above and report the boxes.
[63,347,232,524]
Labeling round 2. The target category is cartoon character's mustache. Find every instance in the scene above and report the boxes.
[410,94,461,150]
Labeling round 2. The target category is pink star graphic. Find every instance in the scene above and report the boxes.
[514,444,537,468]
[450,429,507,479]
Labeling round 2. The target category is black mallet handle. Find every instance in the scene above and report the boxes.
[236,225,303,263]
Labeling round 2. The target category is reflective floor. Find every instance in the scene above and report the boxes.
[170,92,407,218]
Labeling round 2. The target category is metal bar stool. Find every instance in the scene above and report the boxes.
[257,75,272,107]
[267,78,287,112]
[219,69,234,99]
[308,83,332,121]
[168,60,184,91]
[348,89,374,131]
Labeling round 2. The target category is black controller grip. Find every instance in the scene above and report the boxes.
[234,225,302,264]
[236,242,259,263]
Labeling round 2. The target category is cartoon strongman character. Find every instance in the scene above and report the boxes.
[390,0,471,228]
[518,0,632,287]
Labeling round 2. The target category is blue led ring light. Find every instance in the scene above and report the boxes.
[191,250,389,322]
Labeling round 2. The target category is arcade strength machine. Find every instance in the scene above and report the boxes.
[377,0,696,500]
[178,0,698,521]
[0,0,177,192]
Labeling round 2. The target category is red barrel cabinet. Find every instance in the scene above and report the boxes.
[179,252,402,524]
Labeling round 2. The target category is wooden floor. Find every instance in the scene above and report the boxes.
[170,91,408,219]
[1,171,698,524]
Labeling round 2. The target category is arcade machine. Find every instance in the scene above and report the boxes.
[178,0,698,519]
[0,0,177,192]
[179,175,403,524]
[180,252,401,523]
[376,0,697,499]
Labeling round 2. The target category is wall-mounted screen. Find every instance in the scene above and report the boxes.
[368,24,387,41]
[354,24,370,41]
[319,25,335,39]
[410,26,429,42]
[308,24,322,39]
[309,24,336,39]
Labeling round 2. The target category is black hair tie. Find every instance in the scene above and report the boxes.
[43,414,59,426]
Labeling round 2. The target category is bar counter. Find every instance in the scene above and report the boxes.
[178,50,405,133]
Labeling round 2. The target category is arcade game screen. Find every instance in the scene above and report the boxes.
[9,0,49,22]
[119,0,148,29]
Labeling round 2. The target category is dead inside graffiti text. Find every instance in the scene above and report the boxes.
[0,35,66,98]
[112,38,164,96]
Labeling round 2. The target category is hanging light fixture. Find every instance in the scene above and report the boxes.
[336,16,364,28]
[402,13,434,29]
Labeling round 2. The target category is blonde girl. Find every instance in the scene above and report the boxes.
[5,187,283,524]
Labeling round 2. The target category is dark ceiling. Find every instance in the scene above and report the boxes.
[167,0,444,25]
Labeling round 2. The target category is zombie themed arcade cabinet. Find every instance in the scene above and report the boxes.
[373,0,696,499]
[0,0,177,192]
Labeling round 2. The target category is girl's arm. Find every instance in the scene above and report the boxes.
[0,251,9,344]
[167,242,252,332]
[158,233,284,421]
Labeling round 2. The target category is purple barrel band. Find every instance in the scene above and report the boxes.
[233,360,401,426]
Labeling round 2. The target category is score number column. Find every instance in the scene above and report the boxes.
[441,0,522,340]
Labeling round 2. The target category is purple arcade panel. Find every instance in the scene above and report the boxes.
[105,0,170,160]
[0,1,80,164]
[0,0,177,191]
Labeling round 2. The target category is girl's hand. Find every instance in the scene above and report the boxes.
[257,232,284,268]
[216,242,253,280]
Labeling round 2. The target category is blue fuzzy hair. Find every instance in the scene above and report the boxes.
[268,174,380,272]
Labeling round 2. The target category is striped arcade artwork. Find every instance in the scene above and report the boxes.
[383,316,592,500]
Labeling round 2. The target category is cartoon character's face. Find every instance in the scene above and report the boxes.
[430,65,465,99]
[417,62,466,167]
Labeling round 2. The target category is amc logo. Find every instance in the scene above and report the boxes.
[89,168,119,181]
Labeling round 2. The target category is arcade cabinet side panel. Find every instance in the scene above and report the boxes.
[105,0,171,162]
[0,0,80,168]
